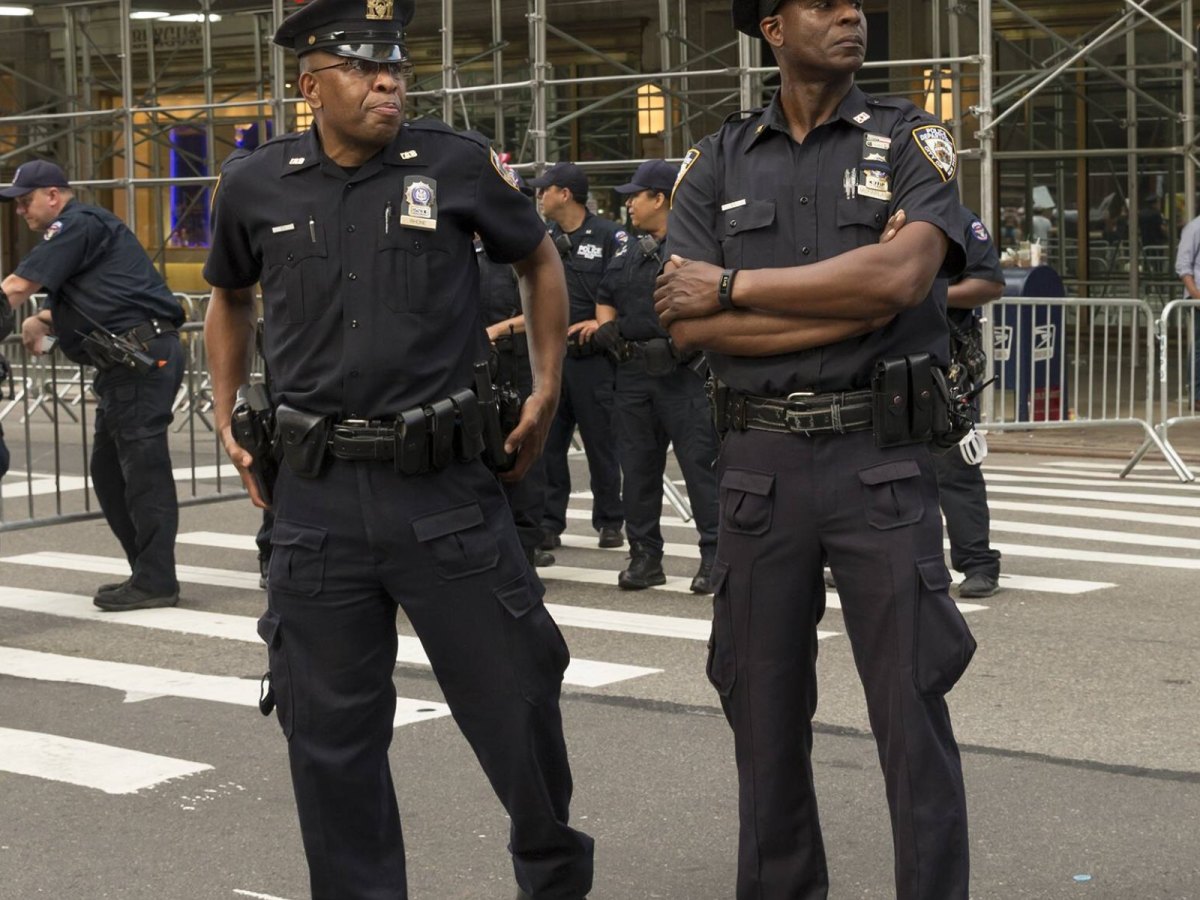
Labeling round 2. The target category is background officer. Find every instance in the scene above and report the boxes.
[938,206,1004,599]
[0,299,11,479]
[202,1,593,898]
[594,159,719,593]
[655,1,976,898]
[528,161,626,552]
[1,159,184,611]
[477,227,556,568]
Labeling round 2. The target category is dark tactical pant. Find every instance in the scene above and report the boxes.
[497,345,551,557]
[709,429,974,900]
[933,448,1001,580]
[262,458,593,900]
[614,358,719,560]
[91,333,183,594]
[542,353,623,536]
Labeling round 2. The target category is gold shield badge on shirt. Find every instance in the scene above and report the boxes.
[365,0,394,21]
[400,176,438,230]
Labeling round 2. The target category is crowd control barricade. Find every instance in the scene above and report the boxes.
[983,293,1193,483]
[1128,299,1200,481]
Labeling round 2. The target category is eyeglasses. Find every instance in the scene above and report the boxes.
[309,58,414,82]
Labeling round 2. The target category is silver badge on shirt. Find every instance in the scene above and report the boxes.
[400,176,438,230]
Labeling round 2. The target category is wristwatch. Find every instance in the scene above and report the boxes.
[717,268,738,310]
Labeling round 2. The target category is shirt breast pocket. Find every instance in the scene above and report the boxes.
[720,200,776,269]
[263,228,328,324]
[836,197,889,253]
[377,229,450,314]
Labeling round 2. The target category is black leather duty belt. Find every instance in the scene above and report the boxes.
[122,319,178,348]
[717,387,874,436]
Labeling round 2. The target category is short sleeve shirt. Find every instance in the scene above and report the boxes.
[15,200,182,360]
[476,242,521,326]
[548,212,629,325]
[596,235,668,341]
[204,121,546,419]
[950,208,1004,327]
[667,86,966,395]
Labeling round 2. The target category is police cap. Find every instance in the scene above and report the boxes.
[731,0,784,37]
[0,159,70,199]
[526,162,589,203]
[273,0,415,62]
[613,160,677,196]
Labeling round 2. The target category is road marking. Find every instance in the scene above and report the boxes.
[0,465,240,500]
[985,484,1200,509]
[982,541,1200,570]
[0,725,211,794]
[988,500,1200,530]
[0,584,658,688]
[983,472,1200,500]
[989,518,1200,550]
[984,464,1181,482]
[0,644,450,728]
[233,891,297,900]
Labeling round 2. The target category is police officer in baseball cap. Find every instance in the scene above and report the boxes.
[731,0,784,36]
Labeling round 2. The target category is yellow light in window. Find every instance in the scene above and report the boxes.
[637,83,665,136]
[923,67,955,122]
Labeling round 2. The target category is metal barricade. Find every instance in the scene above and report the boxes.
[983,295,1193,482]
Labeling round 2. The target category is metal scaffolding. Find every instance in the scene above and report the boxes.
[0,0,1196,304]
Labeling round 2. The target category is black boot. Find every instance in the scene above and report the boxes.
[690,560,714,594]
[619,546,666,590]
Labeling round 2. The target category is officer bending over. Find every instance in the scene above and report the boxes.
[528,162,627,552]
[202,1,593,898]
[656,1,976,898]
[2,160,184,611]
[593,160,720,593]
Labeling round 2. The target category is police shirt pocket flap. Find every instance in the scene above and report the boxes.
[412,502,485,543]
[719,468,775,496]
[917,558,951,592]
[857,458,920,486]
[495,573,539,619]
[709,558,731,595]
[270,519,327,552]
[837,196,888,229]
[725,200,775,235]
[264,229,326,268]
[256,609,282,647]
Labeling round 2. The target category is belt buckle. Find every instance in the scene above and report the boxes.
[334,419,369,438]
[784,391,815,434]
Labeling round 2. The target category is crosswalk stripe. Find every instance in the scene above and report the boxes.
[984,464,1182,482]
[1,464,241,500]
[985,484,1200,509]
[989,518,1200,550]
[0,725,211,794]
[0,584,658,689]
[982,540,1200,570]
[983,472,1200,500]
[988,500,1200,530]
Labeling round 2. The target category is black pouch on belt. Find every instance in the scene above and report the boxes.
[872,353,935,448]
[427,398,457,470]
[396,406,429,475]
[642,338,677,376]
[275,404,330,478]
[450,388,485,462]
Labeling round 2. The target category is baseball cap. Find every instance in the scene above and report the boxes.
[273,0,415,62]
[526,162,589,203]
[613,160,679,195]
[731,0,784,37]
[0,159,70,200]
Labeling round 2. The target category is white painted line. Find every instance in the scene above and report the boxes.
[1,465,242,500]
[989,518,1200,551]
[988,500,1200,530]
[1,551,259,590]
[0,583,657,689]
[983,472,1200,500]
[557,532,701,559]
[0,725,211,795]
[986,572,1111,595]
[0,644,450,729]
[566,508,694,530]
[982,541,1200,570]
[985,484,1200,509]
[1039,460,1177,471]
[233,891,297,900]
[177,531,255,551]
[984,463,1181,482]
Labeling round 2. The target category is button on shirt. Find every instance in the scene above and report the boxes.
[204,122,546,419]
[667,86,966,396]
[548,212,628,325]
[14,200,182,362]
[596,235,668,341]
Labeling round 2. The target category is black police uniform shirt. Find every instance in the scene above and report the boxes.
[949,211,1004,329]
[203,120,546,420]
[596,234,669,342]
[668,86,966,396]
[475,241,521,327]
[547,212,629,325]
[13,199,182,364]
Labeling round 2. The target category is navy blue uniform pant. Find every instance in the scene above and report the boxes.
[709,429,973,900]
[91,334,183,594]
[933,450,1001,579]
[542,353,622,536]
[614,359,719,560]
[262,457,593,900]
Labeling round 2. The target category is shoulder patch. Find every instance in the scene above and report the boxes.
[43,220,64,241]
[912,125,957,182]
[971,220,990,242]
[671,148,702,205]
[615,243,629,258]
[614,229,629,244]
[489,147,521,192]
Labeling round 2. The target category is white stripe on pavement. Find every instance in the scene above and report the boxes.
[988,500,1200,530]
[1,465,242,500]
[981,540,1200,570]
[984,484,1200,509]
[982,473,1200,501]
[0,725,211,795]
[983,464,1181,482]
[989,518,1200,551]
[0,584,658,688]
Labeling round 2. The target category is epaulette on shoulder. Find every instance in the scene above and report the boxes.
[405,116,458,136]
[218,131,303,171]
[723,106,765,125]
[864,93,926,122]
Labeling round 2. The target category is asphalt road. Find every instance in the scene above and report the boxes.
[1,449,1198,900]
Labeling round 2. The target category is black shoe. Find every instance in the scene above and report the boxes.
[539,531,562,551]
[959,571,999,598]
[95,578,132,597]
[259,557,270,590]
[93,583,180,611]
[690,560,714,594]
[619,550,665,590]
[525,546,556,568]
[597,525,625,549]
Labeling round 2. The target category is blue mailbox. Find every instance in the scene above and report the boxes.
[995,265,1067,421]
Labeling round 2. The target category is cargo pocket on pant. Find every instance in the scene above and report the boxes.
[705,559,736,697]
[495,572,569,703]
[270,519,327,597]
[412,502,500,580]
[859,458,925,530]
[719,468,775,536]
[256,609,294,739]
[913,556,977,695]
